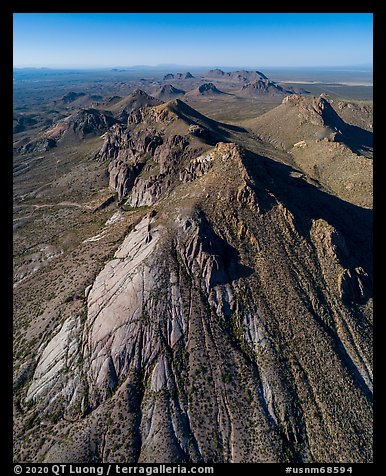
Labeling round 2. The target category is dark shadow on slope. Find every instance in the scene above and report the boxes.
[168,99,247,136]
[241,149,373,275]
[339,123,373,156]
[240,149,373,401]
[319,99,373,156]
[321,314,372,402]
[196,210,254,285]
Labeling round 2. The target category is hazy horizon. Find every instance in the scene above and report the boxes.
[13,64,373,70]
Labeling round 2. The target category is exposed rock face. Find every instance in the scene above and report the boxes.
[179,152,215,182]
[126,134,192,207]
[26,315,81,402]
[23,139,372,463]
[108,160,145,200]
[127,174,171,207]
[96,124,131,162]
[153,134,190,173]
[84,212,164,401]
[95,100,235,201]
[99,126,165,200]
[120,133,192,206]
[126,103,179,126]
[96,119,193,202]
[25,315,85,421]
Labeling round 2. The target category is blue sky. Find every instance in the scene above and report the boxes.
[13,13,373,68]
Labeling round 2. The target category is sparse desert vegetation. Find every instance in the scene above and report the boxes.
[13,13,373,465]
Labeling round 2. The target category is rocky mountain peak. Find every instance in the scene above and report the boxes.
[131,89,154,99]
[206,69,269,83]
[61,91,86,104]
[150,98,205,123]
[61,108,117,135]
[155,84,186,98]
[239,78,292,96]
[207,68,225,76]
[16,108,118,154]
[282,94,346,129]
[160,84,183,93]
[198,82,221,93]
[13,67,373,464]
[187,83,225,96]
[163,72,195,80]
